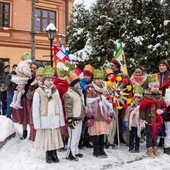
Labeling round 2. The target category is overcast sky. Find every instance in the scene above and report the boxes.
[74,0,96,8]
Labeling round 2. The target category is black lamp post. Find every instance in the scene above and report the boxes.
[45,23,57,67]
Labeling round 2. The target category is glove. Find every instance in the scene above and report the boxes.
[156,109,163,115]
[87,117,94,127]
[124,121,129,128]
[67,118,75,129]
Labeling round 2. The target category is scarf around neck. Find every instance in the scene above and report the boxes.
[92,81,107,94]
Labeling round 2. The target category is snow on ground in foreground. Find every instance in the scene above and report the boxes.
[0,115,15,142]
[0,123,170,170]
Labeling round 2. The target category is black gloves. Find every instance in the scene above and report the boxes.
[67,118,76,129]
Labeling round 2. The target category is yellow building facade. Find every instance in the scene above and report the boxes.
[0,0,74,68]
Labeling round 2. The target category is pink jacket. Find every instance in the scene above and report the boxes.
[124,104,139,127]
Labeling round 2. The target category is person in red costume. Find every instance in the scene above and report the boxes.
[54,62,69,150]
[140,74,167,158]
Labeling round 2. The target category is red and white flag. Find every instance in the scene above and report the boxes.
[53,46,83,79]
[53,46,69,62]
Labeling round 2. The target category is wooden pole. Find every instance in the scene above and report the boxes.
[115,109,120,147]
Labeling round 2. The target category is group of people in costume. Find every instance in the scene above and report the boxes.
[1,52,170,163]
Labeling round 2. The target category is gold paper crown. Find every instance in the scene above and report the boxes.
[133,85,143,97]
[36,67,44,76]
[43,66,55,78]
[147,73,159,88]
[93,69,105,79]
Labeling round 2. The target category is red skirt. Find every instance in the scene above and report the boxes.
[12,97,31,127]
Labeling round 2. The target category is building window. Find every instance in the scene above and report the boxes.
[35,8,56,32]
[0,2,10,27]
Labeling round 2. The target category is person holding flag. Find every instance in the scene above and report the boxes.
[109,40,130,145]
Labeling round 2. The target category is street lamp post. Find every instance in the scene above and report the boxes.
[45,23,57,67]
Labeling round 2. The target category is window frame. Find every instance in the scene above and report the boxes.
[35,8,56,33]
[0,2,10,27]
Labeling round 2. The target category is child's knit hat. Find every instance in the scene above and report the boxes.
[83,64,94,77]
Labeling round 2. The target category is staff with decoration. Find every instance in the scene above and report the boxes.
[107,40,132,146]
[106,67,133,146]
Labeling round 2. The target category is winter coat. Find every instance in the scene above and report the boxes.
[124,104,139,127]
[5,71,17,93]
[86,82,114,122]
[32,86,65,129]
[54,77,69,135]
[64,87,86,121]
[54,77,69,113]
[157,70,170,96]
[12,61,32,84]
[80,78,93,94]
[140,93,167,125]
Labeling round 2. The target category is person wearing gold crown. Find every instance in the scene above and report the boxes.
[79,64,94,149]
[64,72,86,161]
[10,53,32,109]
[86,69,114,158]
[26,67,44,141]
[124,85,144,153]
[140,73,167,158]
[32,66,65,163]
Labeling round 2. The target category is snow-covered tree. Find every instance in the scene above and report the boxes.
[66,0,169,74]
[66,3,90,54]
[121,0,166,73]
[162,0,170,62]
[87,0,122,68]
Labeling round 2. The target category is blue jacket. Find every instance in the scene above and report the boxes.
[80,78,93,94]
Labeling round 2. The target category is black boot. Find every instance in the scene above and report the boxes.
[52,150,59,163]
[158,137,164,148]
[78,138,84,149]
[92,136,100,157]
[83,136,93,148]
[20,130,27,140]
[46,151,54,163]
[99,135,108,158]
[67,151,78,161]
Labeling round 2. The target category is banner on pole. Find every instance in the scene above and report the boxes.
[113,40,128,75]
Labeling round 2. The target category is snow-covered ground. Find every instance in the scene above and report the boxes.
[0,123,170,170]
[0,116,15,142]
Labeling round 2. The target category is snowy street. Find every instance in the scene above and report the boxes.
[0,123,170,170]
